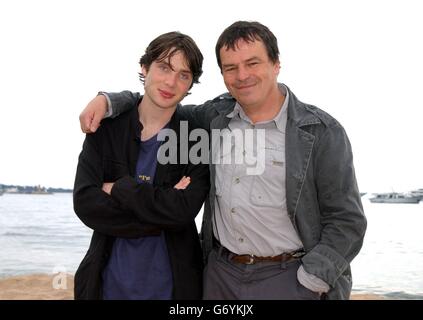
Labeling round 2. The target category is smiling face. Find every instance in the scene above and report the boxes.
[220,39,281,113]
[141,50,193,110]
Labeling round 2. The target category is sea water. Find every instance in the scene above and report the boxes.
[0,193,422,299]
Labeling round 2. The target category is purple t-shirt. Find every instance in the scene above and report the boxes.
[102,132,173,300]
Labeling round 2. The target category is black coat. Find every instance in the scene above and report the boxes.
[73,100,210,299]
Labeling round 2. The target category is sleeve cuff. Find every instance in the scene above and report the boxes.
[301,243,349,286]
[110,175,137,208]
[98,91,113,118]
[297,264,330,293]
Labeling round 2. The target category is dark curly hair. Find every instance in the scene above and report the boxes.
[139,31,203,90]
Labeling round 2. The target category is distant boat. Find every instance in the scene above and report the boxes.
[360,192,366,197]
[369,192,420,204]
[31,190,53,195]
[31,185,53,195]
[0,189,4,196]
[407,188,423,201]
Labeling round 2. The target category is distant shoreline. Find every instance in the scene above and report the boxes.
[1,191,72,195]
[0,183,72,194]
[0,274,385,300]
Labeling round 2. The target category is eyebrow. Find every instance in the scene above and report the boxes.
[222,56,262,68]
[179,68,192,74]
[222,63,236,69]
[159,61,191,74]
[245,56,262,63]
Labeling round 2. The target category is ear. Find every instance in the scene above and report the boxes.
[141,64,148,77]
[274,60,281,75]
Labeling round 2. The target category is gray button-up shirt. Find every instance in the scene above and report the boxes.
[213,85,303,257]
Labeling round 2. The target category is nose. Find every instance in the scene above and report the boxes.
[165,72,178,87]
[236,65,249,81]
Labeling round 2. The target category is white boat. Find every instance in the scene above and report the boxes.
[407,188,423,201]
[369,192,420,204]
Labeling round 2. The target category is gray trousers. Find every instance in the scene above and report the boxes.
[203,246,320,300]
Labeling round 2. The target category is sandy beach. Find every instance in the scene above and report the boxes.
[0,274,74,300]
[0,274,384,300]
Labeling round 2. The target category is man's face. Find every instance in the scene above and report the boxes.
[220,39,280,110]
[142,50,193,110]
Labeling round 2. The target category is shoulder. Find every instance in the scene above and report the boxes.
[289,91,343,131]
[303,103,342,129]
[178,93,236,126]
[287,91,348,147]
[102,108,132,128]
[196,92,236,119]
[304,104,344,136]
[207,92,236,111]
[92,107,134,142]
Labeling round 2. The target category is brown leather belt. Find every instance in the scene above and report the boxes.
[216,240,305,265]
[231,253,298,265]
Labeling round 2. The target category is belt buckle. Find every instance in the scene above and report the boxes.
[245,254,255,265]
[291,250,305,258]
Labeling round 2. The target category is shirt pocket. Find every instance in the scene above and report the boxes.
[102,158,128,182]
[249,148,285,208]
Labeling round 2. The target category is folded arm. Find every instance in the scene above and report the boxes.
[110,163,209,230]
[73,132,159,238]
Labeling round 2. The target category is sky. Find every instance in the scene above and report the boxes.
[0,0,422,193]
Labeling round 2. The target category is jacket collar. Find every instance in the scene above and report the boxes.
[129,97,142,141]
[285,85,322,128]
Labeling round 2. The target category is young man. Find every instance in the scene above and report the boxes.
[79,21,366,300]
[73,32,209,299]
